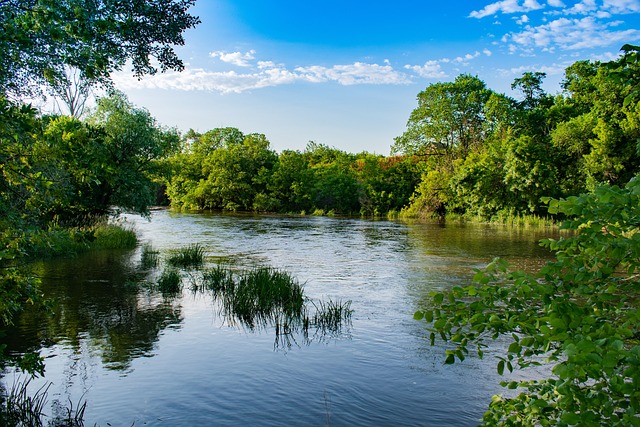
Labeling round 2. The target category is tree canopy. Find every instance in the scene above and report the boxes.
[0,0,200,97]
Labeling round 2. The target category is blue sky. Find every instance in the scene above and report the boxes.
[114,0,640,154]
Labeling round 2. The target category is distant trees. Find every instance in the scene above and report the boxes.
[394,47,640,220]
[165,137,421,216]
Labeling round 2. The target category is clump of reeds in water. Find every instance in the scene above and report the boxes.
[196,264,353,347]
[91,223,138,250]
[157,268,182,294]
[140,243,159,269]
[310,299,353,333]
[166,244,205,269]
[0,377,86,426]
[217,267,305,328]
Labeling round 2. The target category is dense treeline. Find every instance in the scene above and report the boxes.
[163,131,420,216]
[393,52,640,220]
[160,49,639,222]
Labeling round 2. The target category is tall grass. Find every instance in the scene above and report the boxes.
[157,268,182,294]
[196,264,352,345]
[140,244,159,269]
[91,223,138,249]
[310,299,353,333]
[166,244,204,268]
[0,377,86,427]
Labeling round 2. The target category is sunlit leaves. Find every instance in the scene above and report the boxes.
[416,175,640,425]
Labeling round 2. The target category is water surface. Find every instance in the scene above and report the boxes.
[2,212,556,426]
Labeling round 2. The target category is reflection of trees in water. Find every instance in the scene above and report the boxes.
[3,250,183,372]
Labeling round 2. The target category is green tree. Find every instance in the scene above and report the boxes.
[0,0,200,97]
[416,177,640,425]
[85,92,180,216]
[393,74,493,158]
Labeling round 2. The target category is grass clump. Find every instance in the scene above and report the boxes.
[0,377,86,427]
[232,267,305,323]
[201,264,234,294]
[140,244,159,269]
[157,268,182,294]
[91,223,138,250]
[311,299,353,333]
[166,244,204,269]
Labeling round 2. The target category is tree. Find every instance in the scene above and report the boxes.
[511,72,548,110]
[416,45,640,426]
[85,92,180,216]
[393,74,493,158]
[0,0,200,97]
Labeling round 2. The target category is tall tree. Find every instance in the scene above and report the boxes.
[0,0,200,97]
[393,74,493,159]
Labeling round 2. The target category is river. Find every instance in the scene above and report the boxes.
[2,211,556,426]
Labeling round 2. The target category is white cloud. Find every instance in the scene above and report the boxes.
[294,62,411,85]
[602,0,640,14]
[209,50,256,67]
[404,61,447,78]
[547,0,566,6]
[453,51,482,63]
[469,0,544,18]
[504,16,640,50]
[497,62,569,77]
[516,14,531,24]
[483,48,494,56]
[113,60,411,94]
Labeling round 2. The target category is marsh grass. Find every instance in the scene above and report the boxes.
[157,268,182,294]
[140,244,159,269]
[310,299,353,333]
[195,264,352,347]
[166,244,204,269]
[91,223,138,250]
[0,377,86,427]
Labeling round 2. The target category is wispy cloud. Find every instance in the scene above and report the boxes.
[114,55,412,93]
[404,61,447,78]
[209,50,256,67]
[469,0,545,18]
[404,50,492,79]
[472,0,640,54]
[504,16,640,51]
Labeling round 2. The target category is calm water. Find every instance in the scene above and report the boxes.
[2,211,556,426]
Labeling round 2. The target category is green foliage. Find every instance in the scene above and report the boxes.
[416,175,640,425]
[0,0,200,97]
[91,223,138,250]
[157,268,182,294]
[398,45,640,221]
[166,244,205,269]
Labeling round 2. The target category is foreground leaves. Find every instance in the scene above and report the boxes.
[416,176,640,426]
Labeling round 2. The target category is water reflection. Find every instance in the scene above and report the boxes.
[4,250,182,372]
[1,212,560,426]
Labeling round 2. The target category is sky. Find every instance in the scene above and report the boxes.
[113,0,640,155]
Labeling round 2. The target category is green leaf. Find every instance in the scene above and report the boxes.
[497,360,505,375]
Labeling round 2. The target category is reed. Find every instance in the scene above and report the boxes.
[157,268,182,294]
[310,299,353,332]
[140,243,159,269]
[91,223,138,249]
[166,243,205,268]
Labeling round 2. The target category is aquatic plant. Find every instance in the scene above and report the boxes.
[166,244,204,268]
[310,299,353,333]
[140,243,159,269]
[0,377,86,427]
[157,268,182,294]
[91,223,138,250]
[227,267,305,327]
[201,264,234,295]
